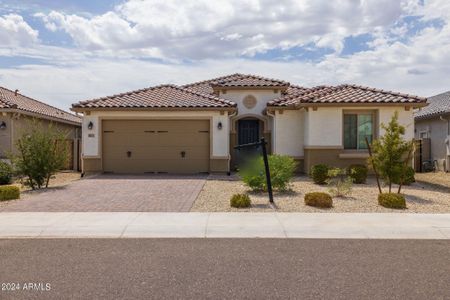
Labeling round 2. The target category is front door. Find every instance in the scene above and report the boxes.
[235,119,260,168]
[238,119,260,145]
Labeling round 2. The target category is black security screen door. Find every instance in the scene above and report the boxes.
[238,120,260,145]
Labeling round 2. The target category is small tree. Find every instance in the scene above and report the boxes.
[11,120,69,189]
[368,112,413,194]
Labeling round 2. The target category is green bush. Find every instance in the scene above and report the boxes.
[347,164,368,184]
[310,164,329,184]
[230,194,251,208]
[239,155,297,191]
[304,192,333,208]
[0,161,14,185]
[392,166,415,185]
[326,168,353,197]
[11,120,69,190]
[0,185,20,201]
[378,193,406,209]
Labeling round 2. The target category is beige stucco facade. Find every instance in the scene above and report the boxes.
[80,110,231,173]
[0,111,81,170]
[77,90,419,174]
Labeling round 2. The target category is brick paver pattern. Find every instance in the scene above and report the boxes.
[0,174,206,212]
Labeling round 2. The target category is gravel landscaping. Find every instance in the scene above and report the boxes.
[191,174,450,213]
[12,171,81,192]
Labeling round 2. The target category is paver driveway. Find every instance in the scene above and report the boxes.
[0,174,206,212]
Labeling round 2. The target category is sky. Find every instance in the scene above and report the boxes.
[0,0,449,111]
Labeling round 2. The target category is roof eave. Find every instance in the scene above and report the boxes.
[0,108,81,126]
[71,106,237,113]
[299,102,427,108]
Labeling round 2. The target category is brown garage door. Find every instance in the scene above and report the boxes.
[102,120,210,173]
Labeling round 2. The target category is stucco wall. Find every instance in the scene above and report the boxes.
[273,109,304,157]
[219,89,281,117]
[0,113,79,157]
[304,106,414,147]
[0,114,12,158]
[82,110,229,158]
[415,116,450,170]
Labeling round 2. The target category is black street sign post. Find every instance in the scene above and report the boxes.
[234,137,274,204]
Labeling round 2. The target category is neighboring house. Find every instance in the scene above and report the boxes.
[0,87,82,171]
[414,91,450,172]
[71,74,426,174]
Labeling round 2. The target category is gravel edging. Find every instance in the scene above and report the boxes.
[191,175,450,213]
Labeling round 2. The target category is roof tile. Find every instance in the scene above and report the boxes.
[72,84,236,109]
[269,84,426,107]
[414,91,450,119]
[0,87,81,124]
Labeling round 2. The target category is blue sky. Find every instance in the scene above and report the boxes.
[0,0,449,110]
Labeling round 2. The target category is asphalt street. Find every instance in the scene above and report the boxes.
[0,239,449,299]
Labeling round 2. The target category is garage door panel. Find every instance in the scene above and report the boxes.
[102,120,210,173]
[103,159,209,173]
[104,146,209,160]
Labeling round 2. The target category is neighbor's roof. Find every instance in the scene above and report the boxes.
[0,86,81,125]
[183,73,290,94]
[414,91,450,120]
[269,84,427,107]
[72,84,236,110]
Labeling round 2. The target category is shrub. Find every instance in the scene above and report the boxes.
[0,185,20,201]
[392,166,415,185]
[326,168,353,197]
[230,193,251,208]
[0,161,14,185]
[378,193,406,209]
[310,164,329,184]
[11,120,69,190]
[348,164,368,184]
[239,155,297,191]
[304,192,333,208]
[368,112,413,194]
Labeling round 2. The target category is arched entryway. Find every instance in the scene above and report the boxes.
[229,115,271,170]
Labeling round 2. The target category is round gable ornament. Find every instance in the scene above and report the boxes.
[243,95,257,109]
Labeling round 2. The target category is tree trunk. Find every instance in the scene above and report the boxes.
[366,137,382,194]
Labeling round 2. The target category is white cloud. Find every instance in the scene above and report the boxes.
[1,0,450,112]
[35,0,412,60]
[0,14,38,46]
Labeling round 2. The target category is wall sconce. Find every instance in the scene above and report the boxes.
[217,121,223,130]
[87,121,94,130]
[0,121,6,130]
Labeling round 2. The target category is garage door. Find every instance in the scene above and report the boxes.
[102,120,210,173]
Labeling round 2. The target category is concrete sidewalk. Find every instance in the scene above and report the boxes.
[0,212,449,239]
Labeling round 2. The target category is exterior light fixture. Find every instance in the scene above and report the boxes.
[217,121,223,130]
[87,121,94,130]
[0,121,6,129]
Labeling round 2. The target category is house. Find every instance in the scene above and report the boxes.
[0,87,82,171]
[414,91,450,172]
[71,74,426,174]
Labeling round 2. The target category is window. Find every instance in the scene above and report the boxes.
[344,113,374,150]
[419,131,428,139]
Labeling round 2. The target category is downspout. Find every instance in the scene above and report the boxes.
[227,109,238,175]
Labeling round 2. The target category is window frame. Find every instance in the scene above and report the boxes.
[343,110,377,151]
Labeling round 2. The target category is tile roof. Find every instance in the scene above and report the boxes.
[183,73,290,94]
[0,86,81,124]
[269,84,427,107]
[72,84,236,109]
[414,91,450,120]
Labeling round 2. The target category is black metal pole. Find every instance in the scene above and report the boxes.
[260,138,274,203]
